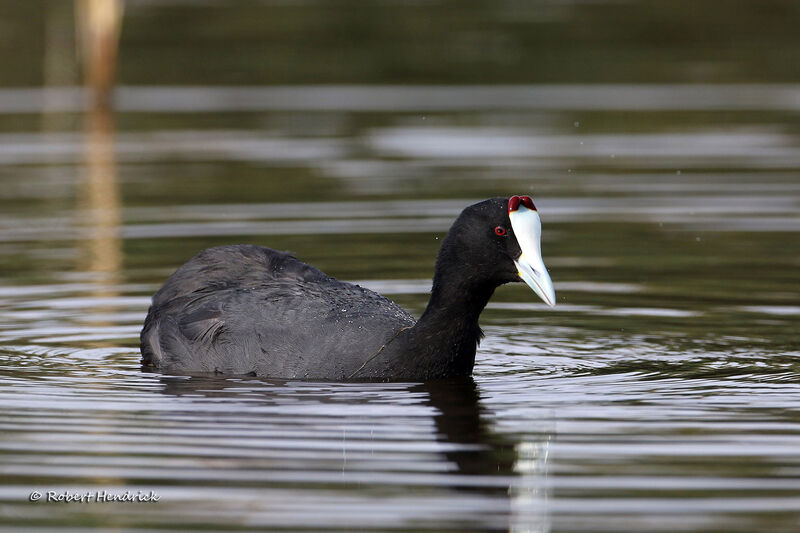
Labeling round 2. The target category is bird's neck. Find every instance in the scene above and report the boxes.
[403,275,497,379]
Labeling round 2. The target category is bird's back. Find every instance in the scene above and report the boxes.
[141,245,416,379]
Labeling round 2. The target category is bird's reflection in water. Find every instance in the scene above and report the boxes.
[414,378,552,533]
[510,434,552,533]
[156,374,551,532]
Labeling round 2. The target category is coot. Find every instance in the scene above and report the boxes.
[141,196,555,381]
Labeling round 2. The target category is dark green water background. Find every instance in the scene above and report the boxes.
[0,1,799,531]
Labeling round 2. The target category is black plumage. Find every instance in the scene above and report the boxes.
[141,197,542,381]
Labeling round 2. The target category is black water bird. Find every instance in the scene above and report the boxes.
[141,196,556,381]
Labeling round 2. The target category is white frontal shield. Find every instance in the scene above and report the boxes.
[509,205,556,307]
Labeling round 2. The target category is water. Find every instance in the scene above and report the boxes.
[2,1,800,532]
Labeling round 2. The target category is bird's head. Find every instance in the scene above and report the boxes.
[437,196,556,307]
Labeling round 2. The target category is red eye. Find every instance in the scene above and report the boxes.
[494,226,507,236]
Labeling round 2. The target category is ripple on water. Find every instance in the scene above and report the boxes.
[1,78,799,531]
[0,309,798,532]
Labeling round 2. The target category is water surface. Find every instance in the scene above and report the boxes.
[1,1,800,532]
